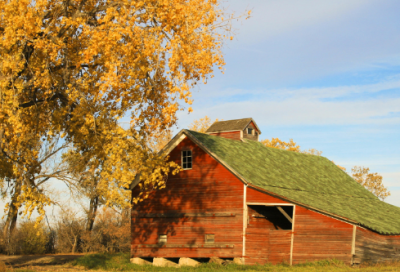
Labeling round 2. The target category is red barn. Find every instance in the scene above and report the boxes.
[130,118,400,266]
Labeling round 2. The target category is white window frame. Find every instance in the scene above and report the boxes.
[158,234,167,244]
[205,234,215,244]
[247,128,253,135]
[182,150,192,170]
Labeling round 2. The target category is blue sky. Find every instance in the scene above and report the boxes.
[175,0,400,207]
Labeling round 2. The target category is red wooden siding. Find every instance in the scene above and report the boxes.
[247,187,289,204]
[246,187,354,265]
[354,228,400,263]
[292,206,353,264]
[131,136,244,258]
[245,189,292,265]
[208,131,242,141]
[245,205,292,265]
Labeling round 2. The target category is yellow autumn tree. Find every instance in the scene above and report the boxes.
[61,127,175,233]
[149,128,173,153]
[188,116,221,133]
[0,0,238,234]
[351,166,390,201]
[261,138,301,152]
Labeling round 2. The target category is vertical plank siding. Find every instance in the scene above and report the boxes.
[131,137,244,258]
[245,207,291,265]
[208,131,242,141]
[354,228,400,263]
[246,188,354,265]
[247,187,289,204]
[245,189,291,265]
[292,206,353,264]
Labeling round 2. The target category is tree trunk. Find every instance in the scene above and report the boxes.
[86,195,99,232]
[72,236,79,253]
[3,182,21,240]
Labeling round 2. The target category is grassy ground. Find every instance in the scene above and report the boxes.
[2,253,400,271]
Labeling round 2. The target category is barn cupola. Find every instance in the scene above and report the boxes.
[205,118,261,141]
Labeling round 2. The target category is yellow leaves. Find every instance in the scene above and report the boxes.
[351,166,390,200]
[0,0,233,225]
[261,138,301,152]
[302,148,323,156]
[188,115,221,133]
[261,138,324,156]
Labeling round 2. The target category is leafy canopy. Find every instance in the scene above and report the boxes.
[351,166,390,201]
[0,0,232,220]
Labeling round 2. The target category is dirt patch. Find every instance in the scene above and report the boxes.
[0,254,84,270]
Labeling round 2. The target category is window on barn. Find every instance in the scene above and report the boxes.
[247,128,253,135]
[182,150,192,169]
[205,234,215,244]
[158,234,167,244]
[247,205,293,230]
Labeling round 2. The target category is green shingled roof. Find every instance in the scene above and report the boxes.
[186,130,400,235]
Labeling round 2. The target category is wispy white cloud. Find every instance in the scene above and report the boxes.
[183,77,400,128]
[194,77,400,100]
[227,0,375,43]
[196,99,400,126]
[216,0,400,86]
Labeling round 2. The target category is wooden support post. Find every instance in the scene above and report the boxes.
[277,206,293,223]
[351,225,356,264]
[242,184,247,263]
[290,205,296,266]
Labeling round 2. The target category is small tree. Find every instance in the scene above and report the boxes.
[351,166,390,201]
[18,221,49,255]
[188,116,221,133]
[55,209,85,253]
[261,138,301,152]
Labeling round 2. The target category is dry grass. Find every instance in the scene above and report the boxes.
[2,253,400,271]
[0,261,7,272]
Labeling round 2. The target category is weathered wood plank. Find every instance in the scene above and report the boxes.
[134,244,234,248]
[134,212,236,218]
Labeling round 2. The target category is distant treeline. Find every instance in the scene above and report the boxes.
[0,208,130,255]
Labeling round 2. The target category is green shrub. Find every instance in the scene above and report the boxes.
[18,221,48,254]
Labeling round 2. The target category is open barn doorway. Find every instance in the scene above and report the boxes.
[245,204,294,265]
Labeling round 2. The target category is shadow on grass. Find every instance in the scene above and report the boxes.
[72,253,115,269]
[71,253,400,271]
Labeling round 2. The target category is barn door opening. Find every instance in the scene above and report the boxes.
[248,205,293,230]
[245,205,294,265]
